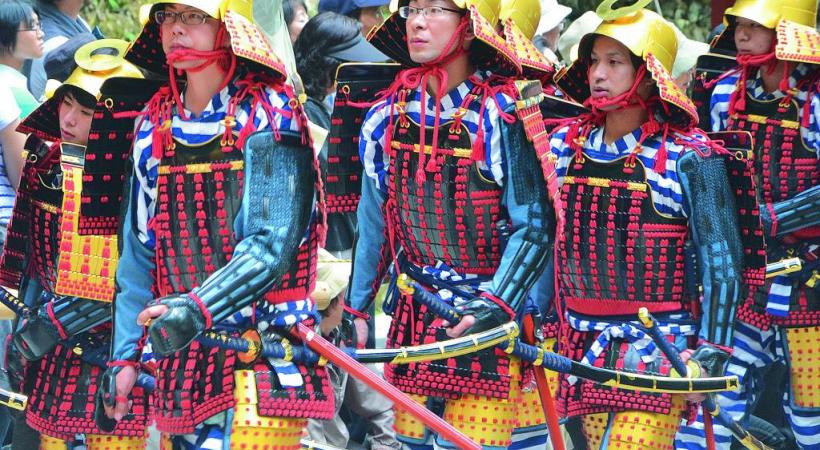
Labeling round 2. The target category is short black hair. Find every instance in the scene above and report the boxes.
[283,0,307,26]
[294,12,361,100]
[61,85,97,110]
[0,0,37,55]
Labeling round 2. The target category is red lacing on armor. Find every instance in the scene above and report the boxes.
[379,17,470,184]
[464,74,517,161]
[45,302,68,340]
[188,292,213,329]
[727,50,784,115]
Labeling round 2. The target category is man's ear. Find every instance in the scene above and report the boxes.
[464,22,476,44]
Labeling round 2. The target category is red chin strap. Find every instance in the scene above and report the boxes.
[726,48,786,115]
[163,24,238,120]
[381,16,470,184]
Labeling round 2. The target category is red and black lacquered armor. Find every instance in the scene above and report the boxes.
[0,140,149,439]
[150,129,331,434]
[730,92,820,328]
[557,157,689,316]
[555,156,691,417]
[383,104,515,400]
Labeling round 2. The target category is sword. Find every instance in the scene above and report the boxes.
[765,257,802,278]
[295,323,482,450]
[637,308,773,450]
[397,275,740,395]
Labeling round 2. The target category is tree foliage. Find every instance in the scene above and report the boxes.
[83,0,142,41]
[83,0,714,45]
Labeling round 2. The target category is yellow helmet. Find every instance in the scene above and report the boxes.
[557,3,697,128]
[21,39,145,141]
[499,0,540,40]
[499,0,554,76]
[724,0,817,29]
[586,7,678,74]
[128,0,286,80]
[715,0,819,63]
[372,0,520,73]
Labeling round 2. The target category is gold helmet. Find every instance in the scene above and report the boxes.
[715,0,819,63]
[127,0,287,80]
[500,0,539,39]
[556,1,698,127]
[368,0,521,74]
[499,0,555,76]
[20,39,145,141]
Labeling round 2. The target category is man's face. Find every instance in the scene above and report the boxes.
[587,35,639,109]
[733,17,775,56]
[59,91,93,146]
[405,0,465,64]
[159,3,223,70]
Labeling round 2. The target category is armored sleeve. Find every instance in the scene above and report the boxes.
[347,173,390,313]
[678,150,744,347]
[487,111,554,315]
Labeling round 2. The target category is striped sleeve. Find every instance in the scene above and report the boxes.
[359,98,392,192]
[709,74,740,132]
[480,92,513,186]
[807,91,820,158]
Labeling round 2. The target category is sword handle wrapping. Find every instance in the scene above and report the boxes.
[0,388,26,410]
[397,274,462,324]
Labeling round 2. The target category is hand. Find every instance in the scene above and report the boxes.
[142,294,210,356]
[353,317,369,349]
[452,296,513,336]
[96,364,137,431]
[443,315,476,338]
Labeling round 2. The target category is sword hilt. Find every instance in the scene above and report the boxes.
[765,257,802,278]
[638,308,773,450]
[0,287,30,316]
[398,274,462,324]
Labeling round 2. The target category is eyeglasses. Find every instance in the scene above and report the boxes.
[398,5,463,19]
[17,22,41,32]
[154,10,212,25]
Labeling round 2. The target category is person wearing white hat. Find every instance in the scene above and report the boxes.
[556,10,602,64]
[533,0,572,60]
[670,24,710,92]
[308,249,402,450]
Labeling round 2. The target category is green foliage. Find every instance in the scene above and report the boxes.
[561,0,713,42]
[82,0,143,41]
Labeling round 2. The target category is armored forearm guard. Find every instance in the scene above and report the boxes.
[15,294,111,360]
[493,112,554,315]
[760,185,820,238]
[678,151,744,347]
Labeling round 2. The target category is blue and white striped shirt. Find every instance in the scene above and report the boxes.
[131,80,298,247]
[549,125,694,218]
[0,86,20,237]
[709,63,820,156]
[359,72,513,191]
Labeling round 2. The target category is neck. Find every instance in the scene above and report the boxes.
[0,54,23,71]
[602,106,648,145]
[425,52,473,96]
[181,63,228,116]
[56,0,83,19]
[760,59,788,93]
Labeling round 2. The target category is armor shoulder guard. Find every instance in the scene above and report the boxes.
[79,77,165,237]
[325,63,401,214]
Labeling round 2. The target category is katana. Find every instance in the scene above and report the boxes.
[637,308,773,450]
[295,323,481,450]
[397,275,740,395]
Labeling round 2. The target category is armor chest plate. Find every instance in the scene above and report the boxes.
[386,118,505,275]
[728,94,818,203]
[154,137,245,295]
[557,156,689,315]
